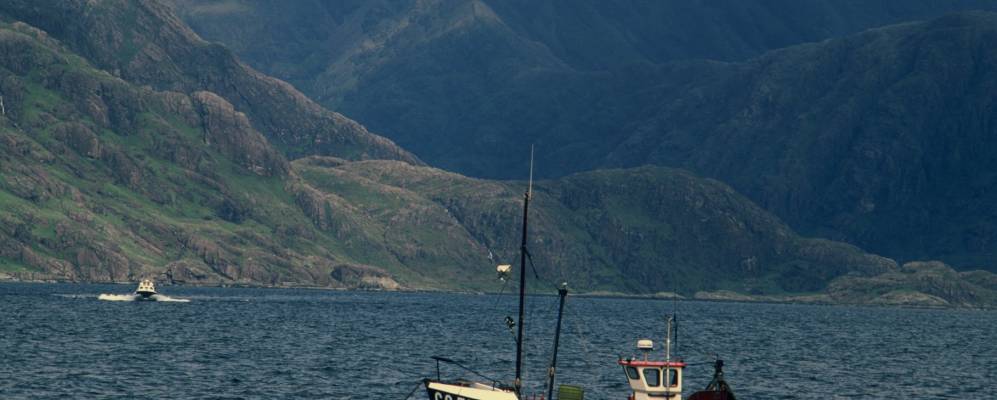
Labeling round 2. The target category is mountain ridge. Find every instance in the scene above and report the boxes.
[3,2,997,307]
[0,0,421,165]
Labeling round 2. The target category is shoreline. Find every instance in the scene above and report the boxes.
[2,277,993,310]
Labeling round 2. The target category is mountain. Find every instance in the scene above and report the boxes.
[3,1,996,307]
[0,4,899,296]
[169,2,997,271]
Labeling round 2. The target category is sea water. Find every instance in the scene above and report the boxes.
[1,282,994,399]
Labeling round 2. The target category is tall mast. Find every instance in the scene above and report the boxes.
[514,146,534,396]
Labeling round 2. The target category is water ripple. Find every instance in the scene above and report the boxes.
[1,283,995,399]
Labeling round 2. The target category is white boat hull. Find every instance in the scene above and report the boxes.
[425,380,518,400]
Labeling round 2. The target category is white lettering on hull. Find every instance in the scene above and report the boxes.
[433,391,468,400]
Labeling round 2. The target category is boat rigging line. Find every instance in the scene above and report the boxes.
[401,381,423,400]
[430,356,505,387]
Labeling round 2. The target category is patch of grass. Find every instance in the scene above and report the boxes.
[0,257,33,273]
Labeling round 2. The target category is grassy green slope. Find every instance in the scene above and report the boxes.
[0,22,412,288]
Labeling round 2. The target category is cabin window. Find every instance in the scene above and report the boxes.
[626,366,639,380]
[665,369,679,387]
[643,368,660,387]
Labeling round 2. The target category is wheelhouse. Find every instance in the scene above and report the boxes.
[619,337,685,400]
[619,359,685,399]
[135,279,156,297]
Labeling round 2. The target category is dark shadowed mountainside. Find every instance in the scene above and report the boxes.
[168,0,997,178]
[169,2,997,271]
[607,12,997,270]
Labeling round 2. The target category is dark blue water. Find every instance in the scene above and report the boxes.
[1,283,994,399]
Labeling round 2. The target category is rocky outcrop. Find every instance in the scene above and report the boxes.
[826,261,997,307]
[190,91,288,177]
[330,263,400,290]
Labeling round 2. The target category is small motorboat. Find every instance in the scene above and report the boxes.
[98,279,188,302]
[620,317,736,400]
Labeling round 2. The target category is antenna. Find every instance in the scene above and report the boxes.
[665,315,674,392]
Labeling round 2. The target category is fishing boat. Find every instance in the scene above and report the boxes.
[619,317,736,400]
[424,149,579,400]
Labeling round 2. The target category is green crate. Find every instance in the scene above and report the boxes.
[558,385,584,400]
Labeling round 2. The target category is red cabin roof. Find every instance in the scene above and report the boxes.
[618,359,687,368]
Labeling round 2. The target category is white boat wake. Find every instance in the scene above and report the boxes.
[96,279,190,302]
[97,293,190,302]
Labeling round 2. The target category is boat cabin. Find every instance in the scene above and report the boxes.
[135,279,157,297]
[619,340,685,400]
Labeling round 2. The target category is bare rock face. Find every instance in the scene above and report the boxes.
[190,90,289,177]
[52,122,101,159]
[330,263,401,290]
[162,259,213,284]
[870,291,950,307]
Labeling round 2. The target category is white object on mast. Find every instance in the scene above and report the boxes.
[497,264,512,280]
